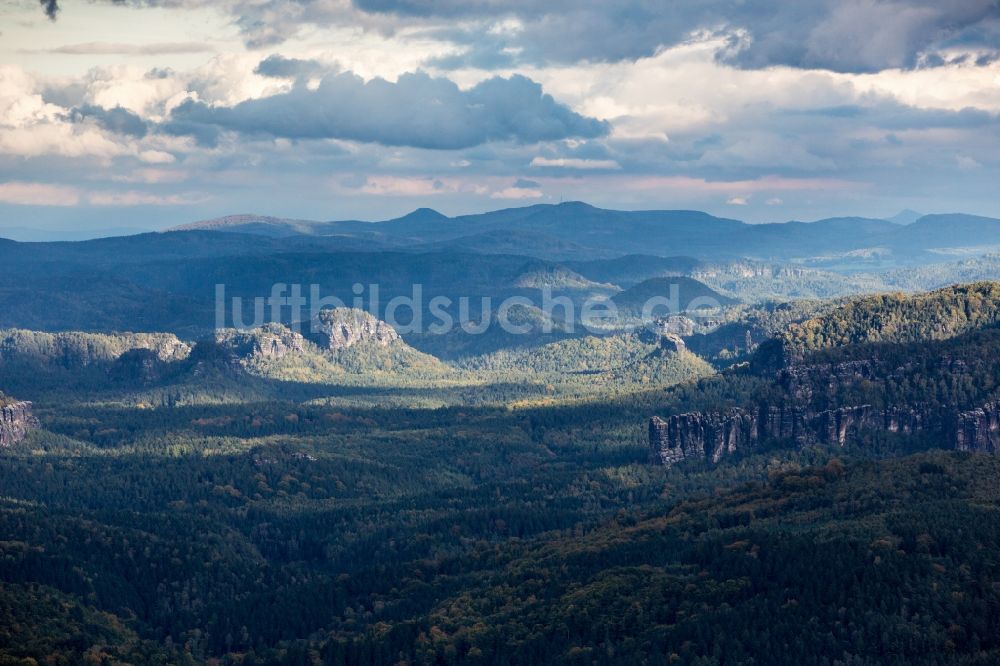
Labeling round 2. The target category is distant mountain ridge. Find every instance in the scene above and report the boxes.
[170,202,1000,265]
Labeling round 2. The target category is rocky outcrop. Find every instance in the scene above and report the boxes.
[310,308,399,352]
[649,315,696,338]
[956,400,1000,452]
[214,323,308,363]
[650,403,938,467]
[649,354,964,466]
[650,411,759,466]
[0,399,38,448]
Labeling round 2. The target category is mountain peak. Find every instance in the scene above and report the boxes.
[398,207,449,222]
[554,200,598,211]
[887,209,923,225]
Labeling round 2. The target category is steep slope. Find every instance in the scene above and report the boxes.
[775,281,1000,362]
[651,282,1000,467]
[0,393,38,448]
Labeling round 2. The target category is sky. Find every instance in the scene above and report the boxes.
[1,0,999,237]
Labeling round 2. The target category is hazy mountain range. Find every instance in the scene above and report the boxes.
[169,202,1000,267]
[3,201,1000,338]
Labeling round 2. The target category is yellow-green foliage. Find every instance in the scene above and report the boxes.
[781,282,1000,358]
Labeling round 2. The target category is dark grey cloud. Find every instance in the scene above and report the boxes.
[358,0,1000,73]
[67,104,149,138]
[254,54,327,78]
[37,0,1000,72]
[513,178,539,189]
[39,0,58,20]
[165,72,608,149]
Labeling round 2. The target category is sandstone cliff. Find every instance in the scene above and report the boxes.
[0,398,38,447]
[215,323,307,362]
[956,400,1000,453]
[310,308,400,352]
[650,403,934,466]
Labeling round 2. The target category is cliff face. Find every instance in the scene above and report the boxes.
[0,400,38,448]
[216,323,307,359]
[310,308,400,352]
[650,403,936,467]
[956,400,1000,453]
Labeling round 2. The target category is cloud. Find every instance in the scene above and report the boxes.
[8,2,1000,224]
[492,177,543,198]
[619,175,862,194]
[491,187,543,199]
[138,149,175,164]
[166,72,608,149]
[355,0,1000,73]
[87,191,206,206]
[43,42,216,55]
[39,0,57,20]
[67,104,148,138]
[956,154,982,169]
[0,181,79,206]
[358,176,460,196]
[0,180,200,209]
[727,196,749,205]
[530,157,621,170]
[254,55,327,79]
[37,0,1000,73]
[112,168,188,184]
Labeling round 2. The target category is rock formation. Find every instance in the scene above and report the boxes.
[649,315,696,338]
[0,397,38,447]
[310,308,399,352]
[956,400,1000,453]
[213,323,308,365]
[649,353,960,466]
[650,400,972,467]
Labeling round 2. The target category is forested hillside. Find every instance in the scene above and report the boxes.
[777,282,1000,361]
